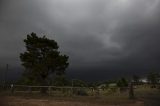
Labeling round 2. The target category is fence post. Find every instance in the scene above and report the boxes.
[11,84,14,94]
[48,87,51,96]
[28,86,32,94]
[69,87,72,96]
[129,82,134,99]
[91,88,94,96]
[95,88,100,98]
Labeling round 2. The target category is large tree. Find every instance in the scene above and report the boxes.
[20,32,69,87]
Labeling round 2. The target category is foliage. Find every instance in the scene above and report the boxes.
[147,72,159,85]
[74,89,88,96]
[117,78,128,87]
[72,79,88,87]
[53,75,70,86]
[20,32,69,86]
[88,81,103,88]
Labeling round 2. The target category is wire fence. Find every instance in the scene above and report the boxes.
[0,84,132,98]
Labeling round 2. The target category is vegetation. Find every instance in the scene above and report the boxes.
[72,79,88,87]
[53,75,70,86]
[117,78,128,87]
[20,32,69,92]
[3,84,160,106]
[147,71,160,87]
[2,32,159,105]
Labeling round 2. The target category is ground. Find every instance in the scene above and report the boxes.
[2,96,144,106]
[1,85,160,106]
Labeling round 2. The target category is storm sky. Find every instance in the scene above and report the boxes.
[0,0,160,81]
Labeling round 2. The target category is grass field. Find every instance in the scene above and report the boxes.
[1,85,160,106]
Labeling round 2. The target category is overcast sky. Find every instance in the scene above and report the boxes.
[0,0,160,81]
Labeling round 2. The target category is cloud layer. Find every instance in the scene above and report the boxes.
[0,0,160,81]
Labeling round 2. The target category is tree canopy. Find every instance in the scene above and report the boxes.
[117,78,128,87]
[147,72,159,86]
[20,32,69,85]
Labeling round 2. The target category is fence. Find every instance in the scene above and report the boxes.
[0,84,134,98]
[6,84,95,96]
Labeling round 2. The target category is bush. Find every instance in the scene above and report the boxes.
[117,78,128,87]
[74,89,88,96]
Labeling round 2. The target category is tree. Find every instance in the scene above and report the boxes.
[147,72,159,88]
[53,75,70,86]
[20,32,69,92]
[72,79,88,87]
[117,78,128,87]
[129,82,134,99]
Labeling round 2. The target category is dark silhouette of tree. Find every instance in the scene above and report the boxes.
[53,75,70,86]
[147,72,159,88]
[72,79,88,87]
[117,78,128,87]
[129,82,134,99]
[20,32,69,93]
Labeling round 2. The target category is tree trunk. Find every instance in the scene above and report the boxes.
[129,82,134,99]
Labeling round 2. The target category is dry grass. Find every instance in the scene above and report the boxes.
[2,85,160,106]
[2,96,144,106]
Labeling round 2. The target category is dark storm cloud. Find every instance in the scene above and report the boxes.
[0,0,160,81]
